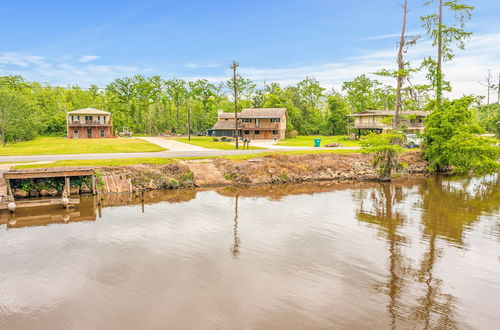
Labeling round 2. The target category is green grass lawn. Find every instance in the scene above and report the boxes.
[14,149,364,169]
[0,137,166,156]
[14,157,175,169]
[276,135,363,147]
[172,137,264,150]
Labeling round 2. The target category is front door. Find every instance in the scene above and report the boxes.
[87,129,92,138]
[263,131,269,139]
[74,129,79,138]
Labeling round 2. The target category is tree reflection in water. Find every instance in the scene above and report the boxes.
[354,174,499,329]
[231,195,241,257]
[354,182,410,329]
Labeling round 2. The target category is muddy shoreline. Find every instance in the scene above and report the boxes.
[7,151,431,197]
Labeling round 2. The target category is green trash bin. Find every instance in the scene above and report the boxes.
[314,138,321,147]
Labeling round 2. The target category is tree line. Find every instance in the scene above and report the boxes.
[0,73,431,143]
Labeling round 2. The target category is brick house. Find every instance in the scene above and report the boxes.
[66,108,113,139]
[208,108,287,140]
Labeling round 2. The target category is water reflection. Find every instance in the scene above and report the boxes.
[355,183,410,329]
[231,195,241,257]
[0,175,498,329]
[353,174,499,329]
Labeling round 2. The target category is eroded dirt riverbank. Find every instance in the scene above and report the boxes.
[99,151,428,192]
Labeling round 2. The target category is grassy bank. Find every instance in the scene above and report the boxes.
[13,149,361,169]
[0,137,166,155]
[276,135,363,147]
[172,137,264,150]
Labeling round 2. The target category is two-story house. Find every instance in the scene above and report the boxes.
[349,110,429,134]
[208,108,287,140]
[66,108,113,139]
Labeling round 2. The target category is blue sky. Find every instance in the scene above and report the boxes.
[1,0,499,97]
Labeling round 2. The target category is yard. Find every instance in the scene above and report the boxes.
[171,137,264,150]
[276,135,363,147]
[13,150,362,169]
[0,137,166,156]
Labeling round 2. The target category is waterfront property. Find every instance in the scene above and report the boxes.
[208,108,287,140]
[349,110,429,134]
[67,108,114,139]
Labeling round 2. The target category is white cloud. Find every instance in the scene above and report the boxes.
[185,62,220,69]
[229,33,500,99]
[1,32,498,100]
[78,55,100,63]
[361,30,421,41]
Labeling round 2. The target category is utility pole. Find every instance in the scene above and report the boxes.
[230,61,239,149]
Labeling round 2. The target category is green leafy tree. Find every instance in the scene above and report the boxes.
[0,88,39,146]
[424,96,499,173]
[324,94,350,135]
[361,132,405,181]
[421,0,474,109]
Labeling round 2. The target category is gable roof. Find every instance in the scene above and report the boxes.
[218,112,236,119]
[349,110,429,117]
[240,108,287,118]
[217,108,287,119]
[212,120,239,130]
[67,108,111,115]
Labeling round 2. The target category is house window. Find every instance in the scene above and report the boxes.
[244,130,250,135]
[255,119,260,127]
[72,115,79,122]
[272,130,278,135]
[243,118,252,122]
[100,130,105,138]
[85,116,92,122]
[254,130,260,134]
[98,116,106,124]
[87,129,92,138]
[271,118,280,123]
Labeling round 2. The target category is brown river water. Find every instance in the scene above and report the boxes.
[0,175,499,329]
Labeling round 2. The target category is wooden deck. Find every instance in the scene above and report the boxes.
[4,166,94,180]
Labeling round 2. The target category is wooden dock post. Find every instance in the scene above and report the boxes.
[6,179,13,200]
[91,175,97,195]
[65,177,71,196]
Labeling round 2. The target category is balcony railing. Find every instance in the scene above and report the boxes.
[353,121,424,129]
[241,122,280,130]
[69,120,111,126]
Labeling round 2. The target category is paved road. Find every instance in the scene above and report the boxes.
[138,137,208,151]
[0,147,361,163]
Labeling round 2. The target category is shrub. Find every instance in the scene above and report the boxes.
[424,97,499,174]
[288,130,299,138]
[220,136,227,141]
[362,132,405,181]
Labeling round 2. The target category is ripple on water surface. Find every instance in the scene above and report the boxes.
[0,175,499,329]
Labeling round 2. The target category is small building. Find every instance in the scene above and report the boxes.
[208,108,287,140]
[66,108,113,139]
[349,110,429,134]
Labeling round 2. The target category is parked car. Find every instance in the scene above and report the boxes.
[405,134,423,148]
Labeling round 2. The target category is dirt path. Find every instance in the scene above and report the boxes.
[138,137,210,151]
[184,160,231,186]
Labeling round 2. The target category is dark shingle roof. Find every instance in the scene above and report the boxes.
[212,120,239,130]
